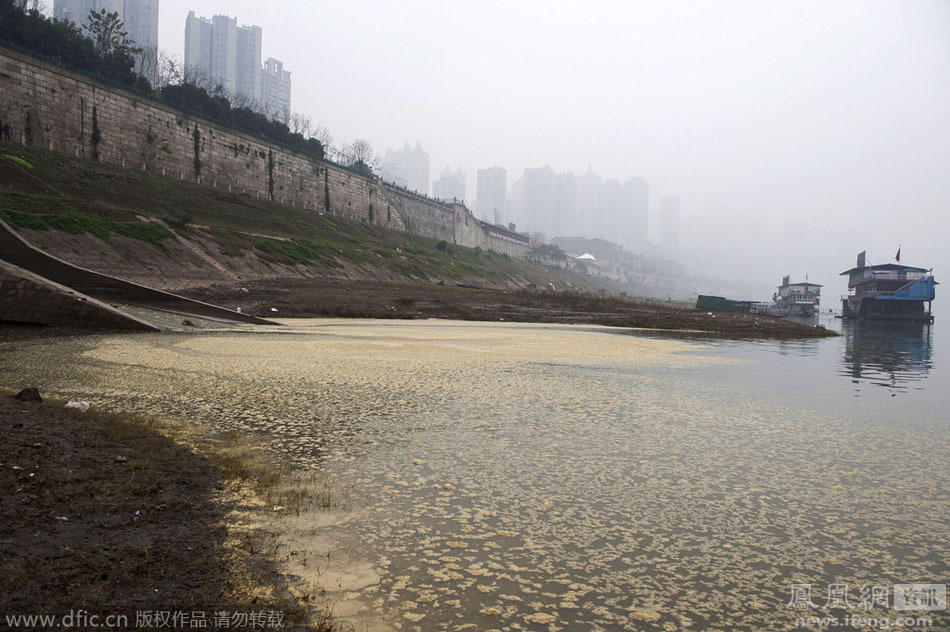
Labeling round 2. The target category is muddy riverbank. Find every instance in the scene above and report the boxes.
[180,278,835,339]
[0,391,324,630]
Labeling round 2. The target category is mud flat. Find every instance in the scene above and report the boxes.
[0,392,317,629]
[180,278,836,339]
[0,320,945,631]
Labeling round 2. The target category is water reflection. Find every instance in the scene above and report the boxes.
[773,335,822,358]
[840,320,933,393]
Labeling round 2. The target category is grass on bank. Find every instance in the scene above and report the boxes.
[0,141,535,284]
[2,153,33,169]
[0,203,175,250]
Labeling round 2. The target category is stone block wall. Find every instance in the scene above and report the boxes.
[379,181,455,242]
[0,48,405,231]
[0,47,534,259]
[452,204,531,258]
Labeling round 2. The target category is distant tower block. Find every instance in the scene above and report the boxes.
[432,166,466,202]
[261,57,291,123]
[185,10,267,106]
[476,166,506,223]
[659,196,680,250]
[379,142,430,195]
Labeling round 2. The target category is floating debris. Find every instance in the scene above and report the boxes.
[2,320,946,631]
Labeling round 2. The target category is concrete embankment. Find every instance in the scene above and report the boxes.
[0,219,273,327]
[0,259,158,330]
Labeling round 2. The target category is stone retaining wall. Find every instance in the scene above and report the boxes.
[0,47,533,259]
[0,48,405,230]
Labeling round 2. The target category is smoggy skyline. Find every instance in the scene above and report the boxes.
[144,1,950,297]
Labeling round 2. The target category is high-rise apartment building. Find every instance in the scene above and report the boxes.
[54,0,122,25]
[659,196,680,250]
[508,176,524,230]
[185,12,264,104]
[122,0,158,82]
[476,166,506,224]
[598,179,626,242]
[378,143,430,195]
[575,167,602,237]
[600,177,650,250]
[235,25,261,103]
[55,0,158,81]
[522,165,577,241]
[553,170,577,238]
[185,12,227,89]
[522,166,557,239]
[627,177,649,247]
[432,166,466,202]
[210,14,235,93]
[514,165,650,249]
[183,10,212,82]
[260,58,291,123]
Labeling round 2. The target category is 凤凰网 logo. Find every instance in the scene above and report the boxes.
[893,585,946,612]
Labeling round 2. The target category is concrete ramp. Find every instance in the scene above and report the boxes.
[0,219,274,326]
[0,259,160,330]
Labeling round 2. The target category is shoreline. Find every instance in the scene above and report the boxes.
[1,321,945,631]
[179,278,836,340]
[0,391,331,631]
[0,321,723,632]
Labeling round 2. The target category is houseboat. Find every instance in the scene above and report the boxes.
[772,275,822,316]
[840,251,936,321]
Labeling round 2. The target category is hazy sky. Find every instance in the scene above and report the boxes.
[153,0,949,297]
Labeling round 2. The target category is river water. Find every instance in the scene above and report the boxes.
[1,317,946,631]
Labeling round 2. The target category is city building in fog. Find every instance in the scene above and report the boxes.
[522,166,557,241]
[522,165,577,241]
[554,170,578,237]
[260,57,291,122]
[185,12,232,90]
[476,166,506,223]
[183,10,212,81]
[598,179,625,241]
[575,167,602,237]
[517,165,648,249]
[627,177,650,247]
[55,0,122,25]
[378,142,430,195]
[591,176,649,251]
[234,23,261,103]
[659,196,680,250]
[432,166,466,202]
[509,176,524,230]
[209,15,235,92]
[185,11,265,104]
[123,0,158,82]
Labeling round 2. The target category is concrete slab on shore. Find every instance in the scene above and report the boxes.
[0,259,160,330]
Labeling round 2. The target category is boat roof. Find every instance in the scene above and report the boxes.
[840,263,929,275]
[782,281,823,287]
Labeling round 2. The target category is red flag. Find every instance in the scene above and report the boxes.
[895,245,901,262]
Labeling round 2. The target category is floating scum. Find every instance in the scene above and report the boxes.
[2,320,947,631]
